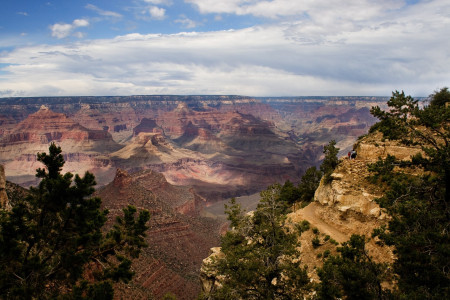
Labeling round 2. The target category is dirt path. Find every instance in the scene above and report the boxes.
[290,202,348,243]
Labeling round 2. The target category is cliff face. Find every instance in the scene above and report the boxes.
[96,168,221,300]
[200,132,414,294]
[0,96,386,200]
[288,133,406,277]
[0,106,122,186]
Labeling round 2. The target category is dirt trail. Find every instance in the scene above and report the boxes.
[290,202,348,243]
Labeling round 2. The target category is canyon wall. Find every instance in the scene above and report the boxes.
[0,95,388,201]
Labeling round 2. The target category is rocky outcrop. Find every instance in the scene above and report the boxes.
[0,165,8,209]
[288,133,420,276]
[200,247,224,296]
[133,118,163,136]
[200,133,406,291]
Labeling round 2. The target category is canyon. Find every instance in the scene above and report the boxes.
[0,95,388,298]
[0,95,385,201]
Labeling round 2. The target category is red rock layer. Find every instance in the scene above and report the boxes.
[96,169,221,300]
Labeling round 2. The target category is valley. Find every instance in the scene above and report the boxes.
[0,95,387,299]
[0,95,385,202]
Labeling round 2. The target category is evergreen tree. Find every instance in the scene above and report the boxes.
[206,184,310,299]
[320,140,340,183]
[317,235,391,300]
[0,143,150,299]
[297,166,322,203]
[280,180,301,206]
[368,89,450,298]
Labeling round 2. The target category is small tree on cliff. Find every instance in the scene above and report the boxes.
[297,166,322,203]
[0,143,150,299]
[367,88,450,298]
[320,140,340,183]
[207,184,310,299]
[317,234,391,300]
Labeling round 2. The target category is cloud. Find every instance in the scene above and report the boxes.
[85,4,123,18]
[50,19,89,39]
[73,19,89,27]
[2,1,449,97]
[17,12,29,16]
[144,0,172,4]
[175,16,200,28]
[186,0,405,19]
[149,6,166,19]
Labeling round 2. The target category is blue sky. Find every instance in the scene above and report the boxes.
[0,0,449,97]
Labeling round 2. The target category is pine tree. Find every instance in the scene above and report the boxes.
[320,140,340,183]
[206,184,310,299]
[297,166,322,203]
[0,143,150,299]
[368,88,450,298]
[317,235,391,300]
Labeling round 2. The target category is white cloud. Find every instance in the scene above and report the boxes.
[149,6,166,19]
[175,16,200,28]
[49,23,74,39]
[85,4,123,18]
[186,0,405,19]
[73,19,89,27]
[144,0,172,4]
[50,19,89,39]
[2,1,449,97]
[17,12,29,16]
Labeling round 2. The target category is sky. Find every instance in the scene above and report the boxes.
[0,0,449,97]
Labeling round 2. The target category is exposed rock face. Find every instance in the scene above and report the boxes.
[200,247,224,296]
[96,168,221,299]
[110,106,303,201]
[0,106,122,186]
[0,165,8,209]
[133,118,163,136]
[288,133,418,276]
[0,96,387,200]
[200,133,405,292]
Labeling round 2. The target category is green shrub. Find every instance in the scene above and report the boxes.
[312,236,321,248]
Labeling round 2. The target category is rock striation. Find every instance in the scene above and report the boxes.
[96,168,221,300]
[0,106,122,186]
[0,96,388,200]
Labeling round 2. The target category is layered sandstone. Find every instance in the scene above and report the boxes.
[110,107,302,201]
[0,106,121,186]
[0,96,387,199]
[96,169,221,300]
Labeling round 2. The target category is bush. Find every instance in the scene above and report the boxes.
[312,236,321,248]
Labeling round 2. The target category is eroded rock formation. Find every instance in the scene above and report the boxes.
[96,168,221,300]
[200,132,416,294]
[0,96,387,201]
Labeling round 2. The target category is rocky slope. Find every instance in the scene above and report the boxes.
[96,169,222,300]
[200,131,420,294]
